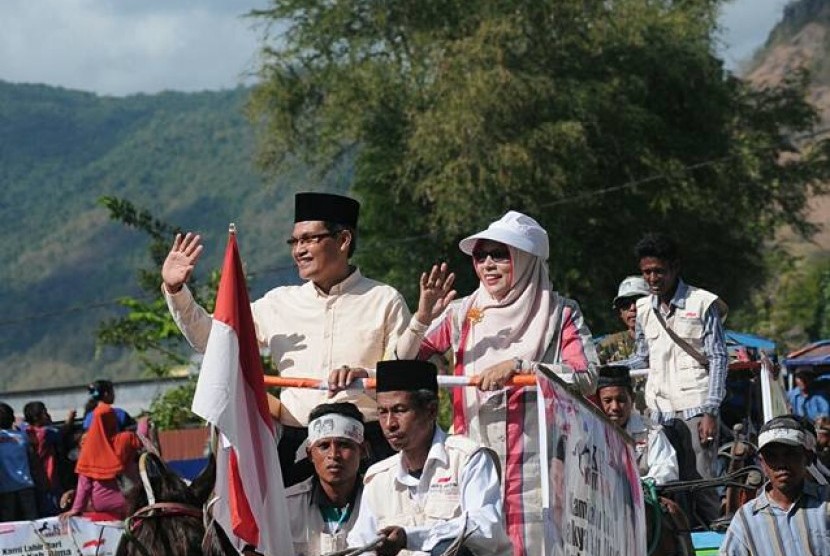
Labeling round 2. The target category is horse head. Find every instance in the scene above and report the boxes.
[117,452,234,556]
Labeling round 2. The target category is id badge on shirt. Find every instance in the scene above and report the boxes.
[320,531,348,554]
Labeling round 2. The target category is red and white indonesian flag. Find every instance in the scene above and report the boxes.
[191,229,292,556]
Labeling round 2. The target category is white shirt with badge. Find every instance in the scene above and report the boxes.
[347,427,512,555]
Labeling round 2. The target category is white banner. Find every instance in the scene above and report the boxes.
[0,516,123,555]
[537,368,646,556]
[759,352,788,423]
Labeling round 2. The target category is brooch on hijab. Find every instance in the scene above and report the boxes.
[466,307,484,325]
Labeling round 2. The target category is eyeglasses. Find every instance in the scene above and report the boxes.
[614,297,640,310]
[286,231,338,247]
[472,248,510,264]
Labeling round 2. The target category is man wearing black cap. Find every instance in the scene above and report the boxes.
[161,192,410,484]
[347,360,512,556]
[596,365,678,485]
[721,415,830,556]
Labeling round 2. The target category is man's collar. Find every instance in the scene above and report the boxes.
[650,279,687,310]
[751,479,818,513]
[625,413,648,435]
[394,426,447,485]
[311,266,362,297]
[309,475,361,509]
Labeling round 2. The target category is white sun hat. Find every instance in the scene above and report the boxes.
[758,416,806,451]
[459,211,549,260]
[612,275,651,308]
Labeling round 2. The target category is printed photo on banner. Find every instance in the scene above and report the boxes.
[537,367,646,556]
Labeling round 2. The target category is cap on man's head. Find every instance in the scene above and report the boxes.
[612,275,650,309]
[376,360,438,393]
[458,211,549,261]
[758,415,807,451]
[597,365,632,391]
[294,192,360,228]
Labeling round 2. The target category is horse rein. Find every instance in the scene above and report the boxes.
[123,453,204,556]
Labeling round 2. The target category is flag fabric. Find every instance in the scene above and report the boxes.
[191,229,293,556]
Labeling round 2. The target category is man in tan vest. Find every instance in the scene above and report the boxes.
[596,365,678,484]
[347,360,512,556]
[625,233,727,524]
[286,402,366,556]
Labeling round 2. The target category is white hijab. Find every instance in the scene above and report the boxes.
[455,212,562,449]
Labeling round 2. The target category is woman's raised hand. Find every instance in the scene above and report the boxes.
[414,262,456,325]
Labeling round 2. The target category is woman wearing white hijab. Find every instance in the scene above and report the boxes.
[396,211,598,556]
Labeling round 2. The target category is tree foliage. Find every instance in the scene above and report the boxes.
[249,0,830,332]
[732,252,830,351]
[149,379,200,431]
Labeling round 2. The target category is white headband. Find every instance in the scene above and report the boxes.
[308,413,364,446]
[758,428,806,451]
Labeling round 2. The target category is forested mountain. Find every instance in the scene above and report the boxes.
[727,0,830,346]
[0,81,342,390]
[5,1,830,392]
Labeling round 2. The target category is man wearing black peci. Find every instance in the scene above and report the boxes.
[162,192,411,485]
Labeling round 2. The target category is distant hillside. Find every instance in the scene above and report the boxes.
[0,81,345,391]
[744,0,830,256]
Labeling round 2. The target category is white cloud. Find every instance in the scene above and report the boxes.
[0,0,796,95]
[0,0,266,96]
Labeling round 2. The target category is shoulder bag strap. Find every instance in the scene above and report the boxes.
[651,306,709,368]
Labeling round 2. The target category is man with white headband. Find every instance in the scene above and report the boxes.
[286,402,366,556]
[721,415,830,556]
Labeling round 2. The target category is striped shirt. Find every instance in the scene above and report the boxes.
[625,280,728,423]
[720,481,830,556]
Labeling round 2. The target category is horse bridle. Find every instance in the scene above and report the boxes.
[122,453,204,556]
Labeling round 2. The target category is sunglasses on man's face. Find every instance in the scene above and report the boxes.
[472,248,511,264]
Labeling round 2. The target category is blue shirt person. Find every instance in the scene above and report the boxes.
[787,367,830,423]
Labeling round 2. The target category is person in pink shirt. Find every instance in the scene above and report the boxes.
[23,401,77,516]
[60,404,143,522]
[395,211,598,556]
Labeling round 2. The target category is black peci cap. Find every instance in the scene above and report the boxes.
[294,192,360,228]
[597,365,632,391]
[376,360,439,393]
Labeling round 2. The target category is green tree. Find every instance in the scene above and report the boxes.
[249,0,830,332]
[149,378,200,430]
[732,253,830,351]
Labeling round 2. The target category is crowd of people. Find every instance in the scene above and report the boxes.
[162,192,830,555]
[2,191,829,556]
[0,379,146,524]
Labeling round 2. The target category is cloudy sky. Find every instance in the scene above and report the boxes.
[0,0,792,96]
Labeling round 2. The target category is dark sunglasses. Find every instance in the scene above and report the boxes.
[472,248,510,264]
[614,297,640,310]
